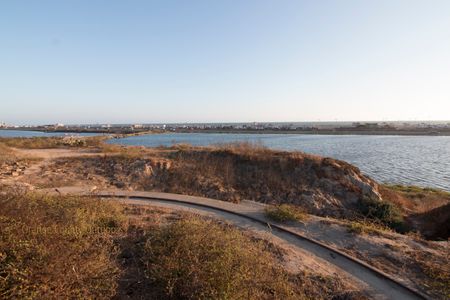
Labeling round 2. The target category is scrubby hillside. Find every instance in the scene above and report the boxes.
[42,143,386,220]
[3,138,446,234]
[148,145,384,218]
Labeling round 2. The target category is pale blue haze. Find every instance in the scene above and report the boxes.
[1,1,450,124]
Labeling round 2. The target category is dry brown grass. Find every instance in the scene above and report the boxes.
[120,215,364,300]
[381,184,450,213]
[0,189,126,299]
[139,143,367,212]
[380,184,450,239]
[140,217,297,299]
[0,189,362,299]
[0,136,106,149]
[0,143,15,164]
[100,143,160,158]
[406,249,450,299]
[212,141,274,156]
[0,143,41,167]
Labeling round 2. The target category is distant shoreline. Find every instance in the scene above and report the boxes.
[173,128,450,136]
[2,127,450,136]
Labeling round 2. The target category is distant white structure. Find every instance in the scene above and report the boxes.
[43,123,64,129]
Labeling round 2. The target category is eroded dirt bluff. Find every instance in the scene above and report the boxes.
[48,147,383,217]
[161,149,383,217]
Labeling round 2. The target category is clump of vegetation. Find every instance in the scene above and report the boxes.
[0,143,15,164]
[0,190,126,299]
[386,184,450,197]
[380,184,450,212]
[215,141,273,155]
[380,184,450,239]
[399,248,450,299]
[140,217,298,299]
[100,143,155,158]
[0,136,106,149]
[137,216,363,299]
[265,204,308,223]
[357,196,404,231]
[346,220,392,235]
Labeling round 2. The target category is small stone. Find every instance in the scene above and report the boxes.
[143,164,153,176]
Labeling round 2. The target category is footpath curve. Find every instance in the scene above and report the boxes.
[49,187,428,300]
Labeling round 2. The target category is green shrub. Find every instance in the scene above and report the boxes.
[357,196,404,231]
[265,204,308,223]
[346,220,392,235]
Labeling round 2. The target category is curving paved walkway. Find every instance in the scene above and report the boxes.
[45,187,427,300]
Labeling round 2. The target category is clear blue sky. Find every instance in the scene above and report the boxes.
[1,1,450,125]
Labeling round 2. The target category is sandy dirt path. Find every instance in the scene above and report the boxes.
[10,148,104,180]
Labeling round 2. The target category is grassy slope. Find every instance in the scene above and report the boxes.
[0,190,125,299]
[0,136,106,149]
[380,184,450,239]
[0,189,362,299]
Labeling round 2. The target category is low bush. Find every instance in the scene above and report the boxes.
[346,220,391,235]
[140,217,298,299]
[265,204,308,223]
[357,196,404,231]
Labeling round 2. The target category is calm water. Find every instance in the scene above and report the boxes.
[110,133,450,191]
[0,129,99,138]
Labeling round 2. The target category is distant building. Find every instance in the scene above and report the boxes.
[42,123,65,129]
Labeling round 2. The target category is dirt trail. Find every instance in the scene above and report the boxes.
[13,148,103,160]
[11,148,103,180]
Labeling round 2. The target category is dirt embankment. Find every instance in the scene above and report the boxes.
[24,145,382,219]
[146,148,383,218]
